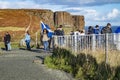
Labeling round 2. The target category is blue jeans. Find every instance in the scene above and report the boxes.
[43,41,49,51]
[58,37,64,46]
[7,42,11,50]
[25,40,31,50]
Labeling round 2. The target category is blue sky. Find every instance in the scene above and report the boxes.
[0,0,120,26]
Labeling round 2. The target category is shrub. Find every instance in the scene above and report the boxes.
[113,66,120,80]
[44,47,120,80]
[45,47,74,73]
[94,62,114,80]
[44,56,57,69]
[75,54,98,80]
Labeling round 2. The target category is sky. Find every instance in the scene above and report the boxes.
[0,0,120,26]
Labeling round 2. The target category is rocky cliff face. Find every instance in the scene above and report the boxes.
[54,11,73,27]
[0,9,85,41]
[0,9,55,41]
[72,15,85,30]
[54,11,85,30]
[26,9,54,28]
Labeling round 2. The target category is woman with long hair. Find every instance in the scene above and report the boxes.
[42,29,49,51]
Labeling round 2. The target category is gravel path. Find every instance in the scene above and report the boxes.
[0,49,74,80]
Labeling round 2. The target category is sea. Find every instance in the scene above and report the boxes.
[84,26,120,33]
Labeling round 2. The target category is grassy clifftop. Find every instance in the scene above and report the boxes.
[0,9,54,42]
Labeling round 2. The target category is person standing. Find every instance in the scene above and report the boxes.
[25,31,31,50]
[6,32,11,51]
[88,26,94,34]
[101,23,112,34]
[101,23,113,49]
[42,29,49,51]
[55,25,64,46]
[94,25,100,34]
[94,25,101,47]
[87,26,94,49]
[4,33,8,51]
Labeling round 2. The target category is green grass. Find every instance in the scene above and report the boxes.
[0,42,20,49]
[44,48,120,80]
[0,26,25,32]
[63,27,73,34]
[0,51,2,54]
[81,49,120,67]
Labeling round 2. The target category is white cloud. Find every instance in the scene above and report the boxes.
[0,0,65,11]
[0,1,10,8]
[68,7,120,26]
[0,0,120,26]
[63,7,83,11]
[94,16,106,21]
[94,8,120,21]
[85,9,98,16]
[66,7,98,16]
[68,8,98,21]
[79,0,95,4]
[107,8,120,19]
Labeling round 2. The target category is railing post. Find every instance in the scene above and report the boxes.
[92,34,96,51]
[105,33,108,64]
[116,33,120,50]
[35,32,38,48]
[74,35,77,53]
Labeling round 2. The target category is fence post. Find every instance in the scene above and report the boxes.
[105,33,108,64]
[74,35,77,52]
[92,34,96,51]
[116,33,120,50]
[36,32,38,48]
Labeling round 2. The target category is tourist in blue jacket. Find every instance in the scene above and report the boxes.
[25,31,31,50]
[94,25,100,34]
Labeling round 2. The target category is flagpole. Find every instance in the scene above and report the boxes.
[25,15,32,32]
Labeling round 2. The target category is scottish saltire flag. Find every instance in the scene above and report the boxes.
[41,21,54,38]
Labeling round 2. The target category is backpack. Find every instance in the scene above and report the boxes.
[56,30,64,36]
[101,26,112,34]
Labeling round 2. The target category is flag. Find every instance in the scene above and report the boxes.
[41,21,54,38]
[115,27,120,33]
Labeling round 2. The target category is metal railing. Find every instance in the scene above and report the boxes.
[53,33,120,53]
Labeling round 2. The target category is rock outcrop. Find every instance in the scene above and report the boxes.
[54,11,85,30]
[54,11,73,27]
[0,9,85,41]
[25,9,54,28]
[72,15,85,30]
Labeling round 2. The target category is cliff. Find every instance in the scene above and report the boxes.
[72,15,85,30]
[0,9,85,41]
[54,11,73,27]
[54,11,85,30]
[0,9,54,41]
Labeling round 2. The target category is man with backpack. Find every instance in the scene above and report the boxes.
[101,23,112,34]
[54,25,64,46]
